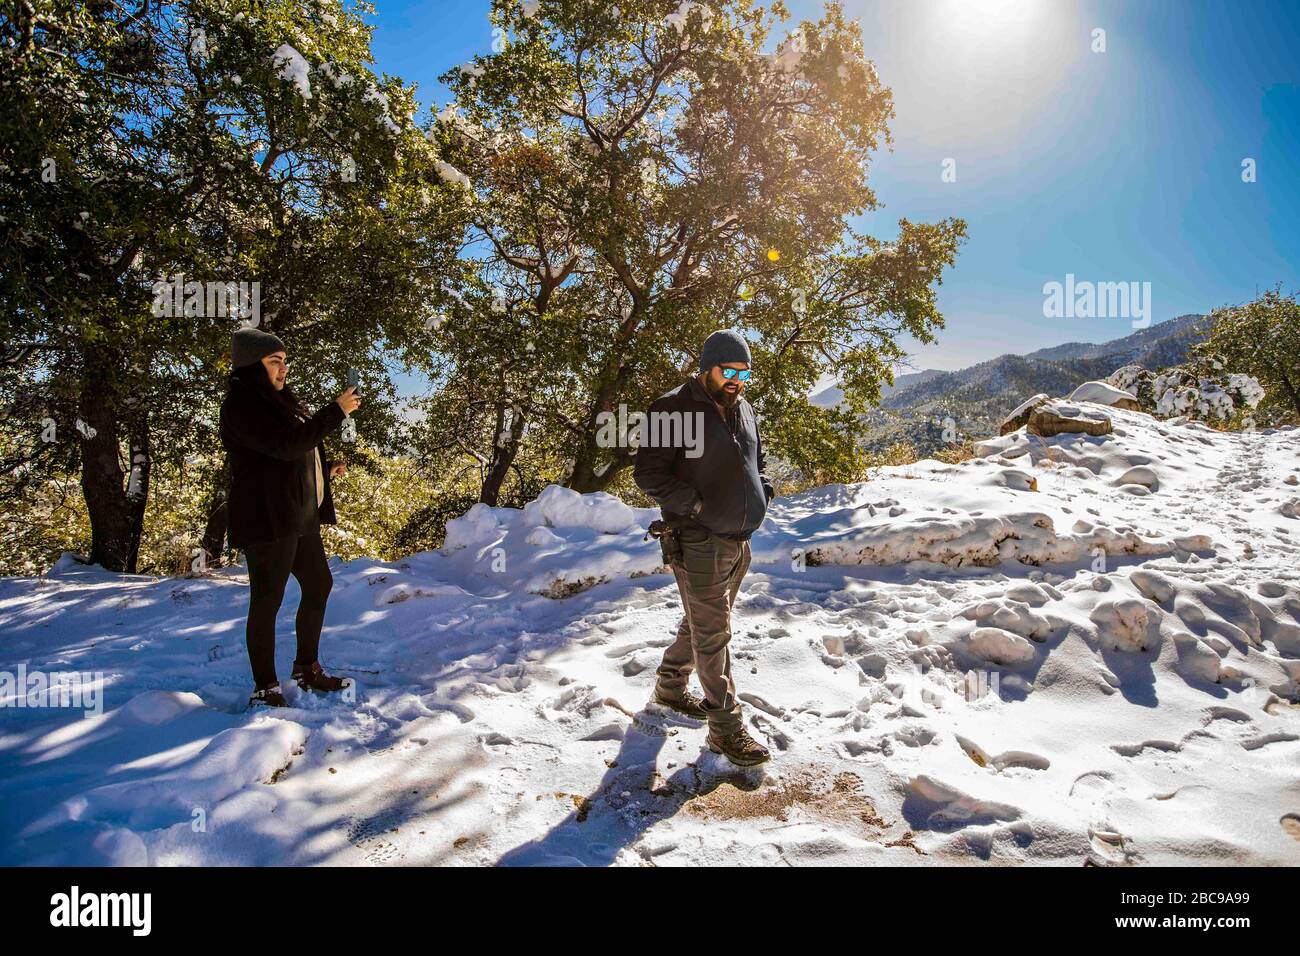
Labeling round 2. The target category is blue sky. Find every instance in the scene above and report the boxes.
[367,0,1299,376]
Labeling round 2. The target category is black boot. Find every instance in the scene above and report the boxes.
[249,684,288,708]
[292,660,350,693]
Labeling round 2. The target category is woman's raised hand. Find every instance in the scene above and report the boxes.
[336,386,362,416]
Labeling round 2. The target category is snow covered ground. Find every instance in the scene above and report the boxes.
[2,403,1299,866]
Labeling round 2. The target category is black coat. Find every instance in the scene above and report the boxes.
[219,377,346,548]
[633,376,774,539]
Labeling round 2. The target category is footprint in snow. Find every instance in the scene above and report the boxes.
[604,640,653,658]
[603,697,691,737]
[893,725,937,748]
[345,811,408,865]
[905,775,1022,831]
[954,734,1049,771]
[1201,705,1253,726]
[1111,739,1181,758]
[1282,814,1300,842]
[1239,731,1300,751]
[750,712,791,751]
[1088,827,1137,865]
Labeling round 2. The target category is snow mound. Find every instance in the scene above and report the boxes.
[14,701,308,865]
[443,503,502,551]
[118,690,206,726]
[521,485,637,534]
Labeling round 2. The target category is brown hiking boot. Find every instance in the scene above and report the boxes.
[652,686,709,720]
[292,660,350,693]
[706,726,771,767]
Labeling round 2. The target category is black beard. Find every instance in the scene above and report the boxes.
[708,380,742,408]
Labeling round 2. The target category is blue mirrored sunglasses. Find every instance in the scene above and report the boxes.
[720,367,752,382]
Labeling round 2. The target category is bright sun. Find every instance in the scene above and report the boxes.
[924,0,1052,50]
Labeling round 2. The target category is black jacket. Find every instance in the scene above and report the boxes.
[633,376,774,539]
[219,378,346,548]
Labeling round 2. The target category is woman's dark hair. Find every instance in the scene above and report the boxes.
[229,362,310,420]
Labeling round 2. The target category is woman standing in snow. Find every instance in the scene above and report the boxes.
[219,328,361,708]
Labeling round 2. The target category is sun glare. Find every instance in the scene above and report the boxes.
[923,0,1053,51]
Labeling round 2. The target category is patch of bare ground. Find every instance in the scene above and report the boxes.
[686,767,890,832]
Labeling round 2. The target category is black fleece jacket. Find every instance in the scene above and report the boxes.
[633,376,774,539]
[219,378,346,548]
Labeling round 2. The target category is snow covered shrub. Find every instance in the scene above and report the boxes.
[1106,364,1264,425]
[1194,286,1300,424]
[1106,364,1150,402]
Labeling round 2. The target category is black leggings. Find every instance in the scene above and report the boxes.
[243,522,333,689]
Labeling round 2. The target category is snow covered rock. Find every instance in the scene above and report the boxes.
[1026,401,1113,438]
[999,393,1050,435]
[1069,380,1142,410]
[1089,598,1161,652]
[1129,569,1176,603]
[524,526,565,547]
[990,468,1037,492]
[1170,632,1225,683]
[968,627,1037,666]
[1113,465,1160,493]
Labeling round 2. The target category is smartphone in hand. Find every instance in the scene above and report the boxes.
[346,368,360,393]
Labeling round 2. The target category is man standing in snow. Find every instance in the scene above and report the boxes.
[634,329,775,767]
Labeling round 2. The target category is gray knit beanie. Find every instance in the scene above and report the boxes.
[699,329,751,371]
[231,327,286,369]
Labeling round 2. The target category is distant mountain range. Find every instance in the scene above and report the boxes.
[810,314,1212,456]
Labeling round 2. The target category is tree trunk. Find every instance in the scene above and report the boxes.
[1275,366,1300,418]
[567,434,602,493]
[480,403,525,505]
[200,457,230,568]
[568,361,629,493]
[569,448,632,494]
[78,352,132,571]
[123,414,151,573]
